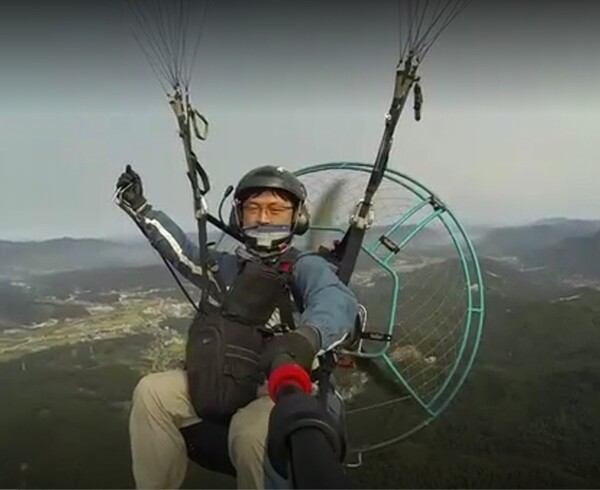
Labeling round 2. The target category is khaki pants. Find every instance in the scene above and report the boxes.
[129,369,288,490]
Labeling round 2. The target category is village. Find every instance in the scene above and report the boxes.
[0,289,195,363]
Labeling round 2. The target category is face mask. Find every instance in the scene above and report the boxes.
[243,224,292,251]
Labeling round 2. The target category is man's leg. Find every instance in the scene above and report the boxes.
[129,369,200,489]
[228,394,290,490]
[227,383,347,490]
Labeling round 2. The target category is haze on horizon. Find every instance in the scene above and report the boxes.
[0,0,598,241]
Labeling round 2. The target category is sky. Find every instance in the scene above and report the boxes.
[0,0,598,240]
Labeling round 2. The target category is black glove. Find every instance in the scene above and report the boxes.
[116,165,148,212]
[261,325,321,375]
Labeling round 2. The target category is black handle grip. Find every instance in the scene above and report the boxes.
[288,427,349,489]
[267,368,350,489]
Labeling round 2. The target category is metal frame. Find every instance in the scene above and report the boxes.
[294,161,486,458]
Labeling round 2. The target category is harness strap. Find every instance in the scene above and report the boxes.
[275,248,304,330]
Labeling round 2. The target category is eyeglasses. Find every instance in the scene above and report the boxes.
[241,203,294,217]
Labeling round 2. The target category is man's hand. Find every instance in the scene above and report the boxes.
[116,165,148,212]
[261,325,321,375]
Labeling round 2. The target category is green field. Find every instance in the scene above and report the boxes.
[1,290,600,488]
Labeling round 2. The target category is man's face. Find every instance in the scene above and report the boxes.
[241,190,295,229]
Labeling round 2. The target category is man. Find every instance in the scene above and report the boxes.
[115,164,358,489]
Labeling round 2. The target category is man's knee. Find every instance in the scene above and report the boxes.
[130,370,197,426]
[229,416,265,458]
[132,372,164,408]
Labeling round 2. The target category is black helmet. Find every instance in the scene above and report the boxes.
[229,166,310,253]
[233,165,307,203]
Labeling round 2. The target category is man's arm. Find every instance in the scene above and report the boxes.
[292,253,359,352]
[115,165,230,293]
[133,206,224,290]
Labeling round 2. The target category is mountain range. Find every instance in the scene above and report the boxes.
[2,217,598,281]
[474,218,600,258]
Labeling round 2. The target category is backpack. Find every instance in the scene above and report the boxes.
[185,248,301,422]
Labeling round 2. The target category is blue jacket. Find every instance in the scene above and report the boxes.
[134,207,359,351]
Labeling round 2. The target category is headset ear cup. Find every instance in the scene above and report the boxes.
[293,202,310,236]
